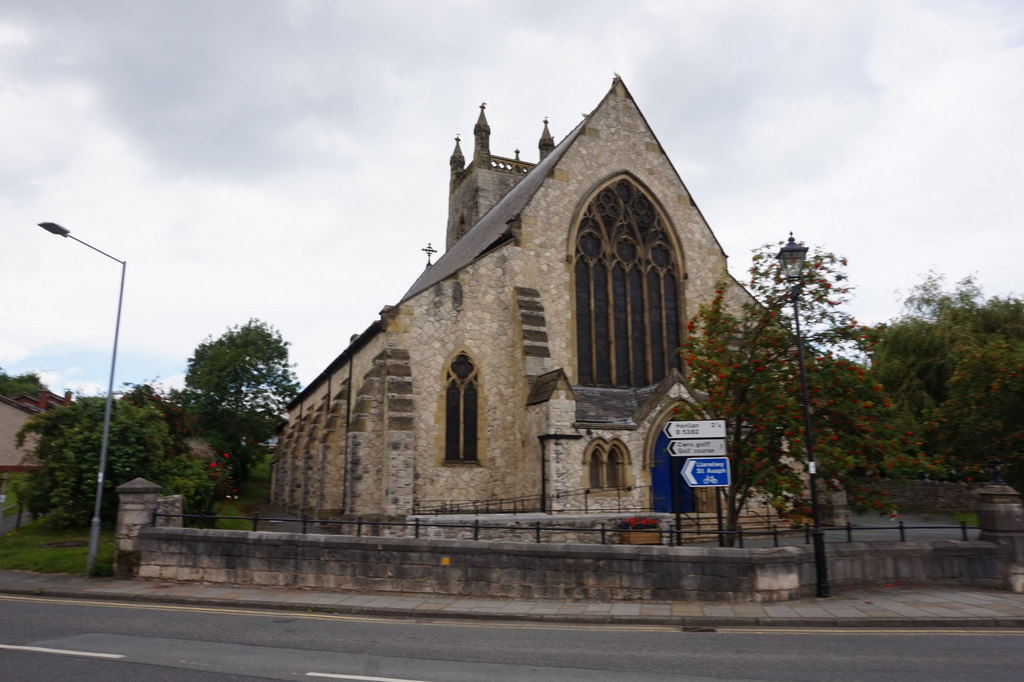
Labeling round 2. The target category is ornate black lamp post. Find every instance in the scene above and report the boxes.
[39,222,126,575]
[777,233,831,598]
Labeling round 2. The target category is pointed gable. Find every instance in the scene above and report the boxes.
[407,75,729,305]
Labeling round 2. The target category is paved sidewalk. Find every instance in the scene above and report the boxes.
[2,569,1024,628]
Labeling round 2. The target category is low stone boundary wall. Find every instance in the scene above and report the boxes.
[118,478,1024,602]
[826,541,997,588]
[134,525,998,603]
[871,479,980,513]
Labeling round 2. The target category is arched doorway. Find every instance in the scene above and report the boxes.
[650,427,695,513]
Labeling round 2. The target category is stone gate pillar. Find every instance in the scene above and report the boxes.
[115,477,162,577]
[976,483,1024,592]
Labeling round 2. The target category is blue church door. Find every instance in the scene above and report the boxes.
[650,428,695,513]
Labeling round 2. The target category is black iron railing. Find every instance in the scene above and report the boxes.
[151,510,979,548]
[412,485,655,516]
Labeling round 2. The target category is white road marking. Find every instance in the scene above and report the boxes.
[0,642,124,659]
[307,673,437,682]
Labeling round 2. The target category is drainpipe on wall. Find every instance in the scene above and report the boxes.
[538,433,583,513]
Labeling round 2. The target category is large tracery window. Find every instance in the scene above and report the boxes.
[444,353,478,462]
[574,177,682,387]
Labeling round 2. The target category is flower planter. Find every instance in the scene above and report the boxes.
[619,530,661,545]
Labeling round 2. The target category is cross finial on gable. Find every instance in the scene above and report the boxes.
[422,242,437,266]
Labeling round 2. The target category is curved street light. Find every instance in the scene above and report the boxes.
[777,233,831,599]
[39,222,126,575]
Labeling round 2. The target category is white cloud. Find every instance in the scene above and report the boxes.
[2,0,1022,394]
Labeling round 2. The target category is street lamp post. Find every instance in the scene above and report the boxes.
[777,233,831,599]
[39,222,126,575]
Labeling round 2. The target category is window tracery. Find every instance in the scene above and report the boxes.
[444,353,478,462]
[574,177,682,387]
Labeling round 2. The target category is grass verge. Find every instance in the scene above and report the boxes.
[0,522,115,576]
[0,450,272,573]
[0,454,272,573]
[955,511,979,526]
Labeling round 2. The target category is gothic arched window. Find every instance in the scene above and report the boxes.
[606,447,623,488]
[589,455,602,488]
[574,177,682,387]
[585,440,629,489]
[444,353,478,462]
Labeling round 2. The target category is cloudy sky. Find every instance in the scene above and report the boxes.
[2,0,1021,396]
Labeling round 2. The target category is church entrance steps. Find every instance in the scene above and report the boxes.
[666,511,791,545]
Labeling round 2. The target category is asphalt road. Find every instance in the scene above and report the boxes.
[2,594,1023,681]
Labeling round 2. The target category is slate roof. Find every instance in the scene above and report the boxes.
[572,373,687,426]
[572,386,643,425]
[526,369,571,406]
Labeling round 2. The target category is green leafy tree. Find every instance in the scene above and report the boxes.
[676,243,919,539]
[122,383,193,453]
[122,383,230,510]
[927,340,1024,487]
[0,369,48,398]
[872,275,1024,486]
[14,394,215,529]
[179,319,300,481]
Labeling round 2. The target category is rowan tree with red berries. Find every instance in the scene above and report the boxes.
[675,242,922,540]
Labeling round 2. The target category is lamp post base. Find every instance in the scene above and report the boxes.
[812,528,831,598]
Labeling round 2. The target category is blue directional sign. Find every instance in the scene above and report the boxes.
[682,456,731,487]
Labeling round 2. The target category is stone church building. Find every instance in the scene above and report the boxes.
[271,77,750,522]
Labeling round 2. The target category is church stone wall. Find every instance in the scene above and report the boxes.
[476,82,735,503]
[318,386,350,514]
[273,329,387,516]
[345,344,417,519]
[275,78,750,520]
[397,245,537,508]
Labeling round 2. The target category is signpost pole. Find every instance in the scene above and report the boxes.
[671,457,681,546]
[664,420,729,547]
[715,486,724,547]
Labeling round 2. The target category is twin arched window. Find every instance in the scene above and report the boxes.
[574,177,682,387]
[587,441,628,489]
[444,353,478,462]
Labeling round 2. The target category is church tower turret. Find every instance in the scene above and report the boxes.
[449,135,465,191]
[446,103,538,250]
[538,118,554,161]
[473,103,491,167]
